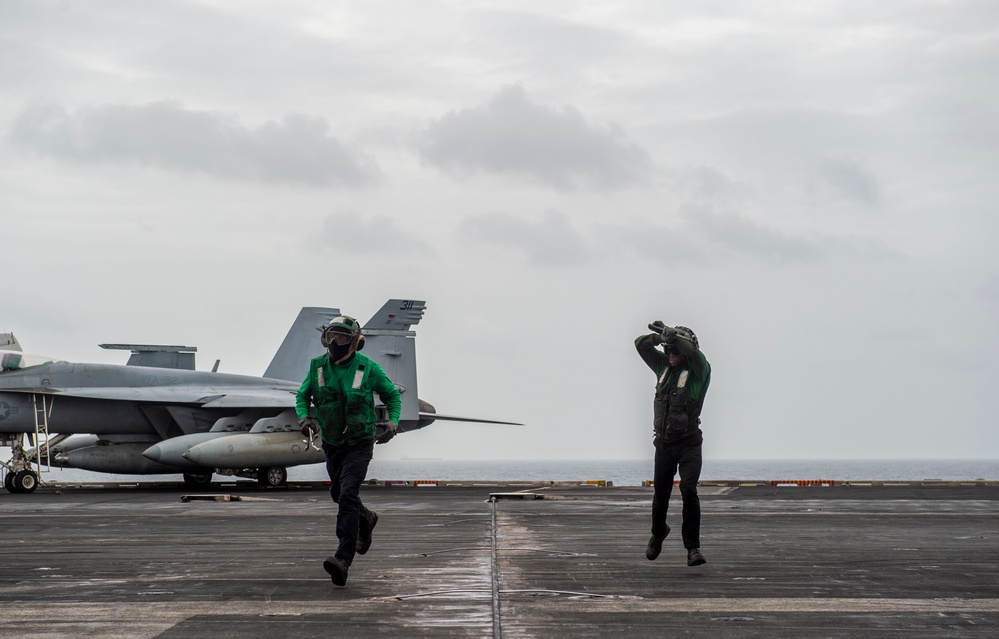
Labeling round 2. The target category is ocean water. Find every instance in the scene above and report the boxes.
[352,458,999,486]
[30,458,999,487]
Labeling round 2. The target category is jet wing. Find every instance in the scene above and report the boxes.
[0,385,297,408]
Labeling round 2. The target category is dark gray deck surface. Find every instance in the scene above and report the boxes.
[2,481,998,637]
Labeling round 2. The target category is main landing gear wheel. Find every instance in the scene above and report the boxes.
[257,466,287,487]
[4,472,15,493]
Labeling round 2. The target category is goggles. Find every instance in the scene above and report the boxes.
[322,329,356,347]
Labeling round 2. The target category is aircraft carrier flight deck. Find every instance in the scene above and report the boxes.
[2,480,998,638]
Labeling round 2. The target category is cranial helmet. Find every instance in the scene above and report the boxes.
[321,315,365,361]
[673,325,699,350]
[321,315,360,346]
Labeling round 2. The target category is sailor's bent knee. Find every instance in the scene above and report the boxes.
[678,479,699,496]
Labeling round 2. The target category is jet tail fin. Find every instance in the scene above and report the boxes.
[261,301,426,422]
[362,300,427,426]
[363,299,426,331]
[263,307,341,382]
[1,333,22,351]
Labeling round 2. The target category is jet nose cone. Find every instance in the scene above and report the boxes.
[142,444,162,462]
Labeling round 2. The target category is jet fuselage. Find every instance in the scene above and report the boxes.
[0,361,298,437]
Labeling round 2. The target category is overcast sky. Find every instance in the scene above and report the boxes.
[2,1,997,462]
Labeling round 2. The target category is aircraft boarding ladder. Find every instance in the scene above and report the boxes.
[1,393,64,493]
[32,393,62,471]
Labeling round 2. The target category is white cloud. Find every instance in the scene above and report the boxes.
[9,100,382,187]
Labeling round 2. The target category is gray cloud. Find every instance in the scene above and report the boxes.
[596,219,707,265]
[682,204,889,263]
[685,205,825,263]
[417,86,652,190]
[667,165,755,205]
[459,198,888,270]
[604,200,890,267]
[312,210,429,255]
[9,101,381,187]
[815,157,881,207]
[460,209,592,267]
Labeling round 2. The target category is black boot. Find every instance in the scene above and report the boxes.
[323,555,349,586]
[646,523,670,560]
[356,510,378,555]
[687,548,706,566]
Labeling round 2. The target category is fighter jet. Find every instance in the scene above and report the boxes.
[1,300,517,493]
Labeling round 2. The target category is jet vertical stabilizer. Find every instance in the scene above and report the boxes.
[362,299,427,331]
[362,300,426,428]
[262,307,341,382]
[1,333,21,351]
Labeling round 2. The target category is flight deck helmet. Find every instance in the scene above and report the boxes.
[321,315,364,360]
[673,326,699,350]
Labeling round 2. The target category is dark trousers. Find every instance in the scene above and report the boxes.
[652,432,703,549]
[322,439,374,566]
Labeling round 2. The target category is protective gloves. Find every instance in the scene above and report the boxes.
[648,320,678,345]
[299,416,319,438]
[375,420,398,444]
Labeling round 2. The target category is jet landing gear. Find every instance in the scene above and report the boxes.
[2,434,42,494]
[257,466,287,487]
[224,466,288,487]
[4,469,39,494]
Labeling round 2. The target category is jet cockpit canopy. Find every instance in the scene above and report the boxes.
[0,350,65,372]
